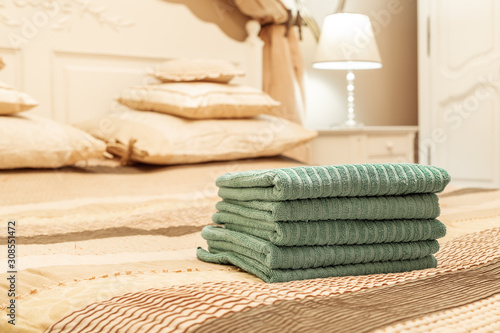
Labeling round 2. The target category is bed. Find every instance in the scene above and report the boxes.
[1,1,500,332]
[1,158,500,332]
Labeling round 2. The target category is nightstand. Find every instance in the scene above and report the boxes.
[309,126,418,165]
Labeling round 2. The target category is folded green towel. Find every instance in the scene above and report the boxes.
[212,212,447,246]
[217,164,450,201]
[197,247,438,283]
[217,193,440,222]
[200,226,439,270]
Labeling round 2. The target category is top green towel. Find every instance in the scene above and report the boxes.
[217,163,450,201]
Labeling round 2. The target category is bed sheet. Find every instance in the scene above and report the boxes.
[0,159,499,332]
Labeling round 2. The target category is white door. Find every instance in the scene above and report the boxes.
[418,0,500,188]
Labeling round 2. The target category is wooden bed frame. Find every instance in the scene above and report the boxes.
[0,0,263,124]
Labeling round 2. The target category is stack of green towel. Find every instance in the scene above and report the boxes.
[197,164,450,283]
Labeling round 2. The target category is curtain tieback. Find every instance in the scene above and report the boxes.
[261,9,304,40]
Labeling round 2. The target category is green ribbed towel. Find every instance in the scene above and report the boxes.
[196,247,438,283]
[217,164,450,201]
[212,212,447,246]
[200,226,439,270]
[217,193,440,222]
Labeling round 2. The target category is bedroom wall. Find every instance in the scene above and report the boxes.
[303,0,418,128]
[0,0,252,123]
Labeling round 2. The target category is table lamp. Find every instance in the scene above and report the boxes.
[313,13,382,127]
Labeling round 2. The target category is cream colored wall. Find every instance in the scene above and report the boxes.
[303,0,418,128]
[0,0,258,123]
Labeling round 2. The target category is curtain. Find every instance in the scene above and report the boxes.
[260,24,304,124]
[234,0,289,25]
[234,0,309,162]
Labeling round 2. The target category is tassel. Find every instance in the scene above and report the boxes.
[119,138,137,166]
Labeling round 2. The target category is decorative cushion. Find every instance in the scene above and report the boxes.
[0,114,106,169]
[117,82,280,119]
[0,82,38,115]
[152,58,244,83]
[76,108,317,165]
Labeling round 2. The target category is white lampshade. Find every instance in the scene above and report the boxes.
[313,13,382,70]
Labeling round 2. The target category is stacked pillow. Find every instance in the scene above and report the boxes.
[117,82,280,119]
[78,59,316,165]
[0,58,105,169]
[151,58,245,84]
[0,81,38,115]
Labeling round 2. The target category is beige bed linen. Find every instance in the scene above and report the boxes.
[0,82,38,115]
[76,109,316,165]
[0,114,105,169]
[0,157,300,206]
[0,159,299,278]
[116,82,280,119]
[151,59,245,83]
[0,160,499,332]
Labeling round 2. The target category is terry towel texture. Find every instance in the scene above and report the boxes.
[201,226,440,269]
[198,163,449,283]
[197,248,438,283]
[217,194,440,222]
[217,164,450,201]
[212,212,447,246]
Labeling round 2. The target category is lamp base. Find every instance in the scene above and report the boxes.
[345,70,363,128]
[343,119,364,127]
[329,120,364,128]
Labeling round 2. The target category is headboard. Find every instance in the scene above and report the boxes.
[0,0,263,123]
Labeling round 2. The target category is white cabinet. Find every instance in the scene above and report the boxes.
[418,0,500,188]
[309,127,417,165]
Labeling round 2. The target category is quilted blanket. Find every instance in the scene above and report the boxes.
[0,158,499,333]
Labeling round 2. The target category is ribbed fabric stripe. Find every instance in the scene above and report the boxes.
[217,194,440,222]
[216,164,450,201]
[212,217,446,247]
[198,248,437,283]
[193,259,500,333]
[47,228,500,333]
[202,226,440,270]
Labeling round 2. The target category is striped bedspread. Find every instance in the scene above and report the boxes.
[0,158,499,333]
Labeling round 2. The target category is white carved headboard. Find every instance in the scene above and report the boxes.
[0,0,263,123]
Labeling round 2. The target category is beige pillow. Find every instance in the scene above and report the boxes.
[76,109,317,165]
[0,82,38,114]
[0,58,4,71]
[152,58,244,83]
[117,82,280,119]
[0,114,106,169]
